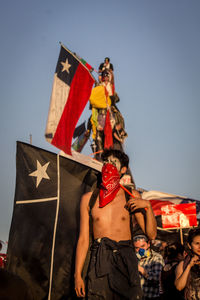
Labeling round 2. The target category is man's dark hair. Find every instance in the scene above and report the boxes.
[164,242,185,260]
[133,234,149,243]
[101,149,129,169]
[188,228,200,245]
[104,57,110,62]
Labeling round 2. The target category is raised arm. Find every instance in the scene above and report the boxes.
[125,190,157,240]
[74,192,91,298]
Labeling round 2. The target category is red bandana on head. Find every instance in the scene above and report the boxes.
[99,163,121,208]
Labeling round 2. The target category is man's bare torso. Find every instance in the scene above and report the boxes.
[90,188,131,241]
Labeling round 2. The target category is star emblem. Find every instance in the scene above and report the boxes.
[162,205,173,215]
[61,58,71,73]
[29,160,50,188]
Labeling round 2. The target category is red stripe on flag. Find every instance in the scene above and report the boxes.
[150,200,174,216]
[104,110,113,149]
[85,62,93,71]
[52,64,94,154]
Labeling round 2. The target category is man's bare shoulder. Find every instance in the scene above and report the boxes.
[82,191,93,199]
[79,192,94,216]
[80,191,93,206]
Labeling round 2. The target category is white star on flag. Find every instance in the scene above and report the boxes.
[61,58,71,73]
[29,160,50,187]
[161,205,171,214]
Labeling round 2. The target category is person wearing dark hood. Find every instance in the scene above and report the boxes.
[161,242,186,300]
[175,228,200,299]
[74,149,157,299]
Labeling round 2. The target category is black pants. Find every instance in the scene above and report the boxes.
[86,238,142,300]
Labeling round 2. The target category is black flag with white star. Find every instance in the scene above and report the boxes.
[7,142,100,300]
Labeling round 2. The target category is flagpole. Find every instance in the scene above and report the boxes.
[29,134,32,145]
[89,150,103,156]
[180,227,183,245]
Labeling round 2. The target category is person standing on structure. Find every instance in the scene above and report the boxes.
[74,149,157,299]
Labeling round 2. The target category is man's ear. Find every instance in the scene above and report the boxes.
[120,166,127,174]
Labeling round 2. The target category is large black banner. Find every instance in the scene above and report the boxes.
[7,142,100,300]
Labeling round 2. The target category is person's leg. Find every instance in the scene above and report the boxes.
[86,250,117,300]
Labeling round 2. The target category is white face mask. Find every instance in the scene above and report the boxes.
[103,155,121,172]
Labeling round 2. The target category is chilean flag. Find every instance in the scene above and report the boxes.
[142,190,199,228]
[161,203,197,228]
[45,45,95,155]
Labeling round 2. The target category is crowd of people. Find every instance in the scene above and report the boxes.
[1,149,200,300]
[74,148,200,300]
[1,57,200,299]
[129,228,200,300]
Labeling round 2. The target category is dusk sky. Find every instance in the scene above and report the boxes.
[1,0,200,249]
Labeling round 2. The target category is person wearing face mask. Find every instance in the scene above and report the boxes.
[175,228,200,300]
[74,149,157,299]
[133,235,164,300]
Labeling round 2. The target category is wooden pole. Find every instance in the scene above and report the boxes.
[180,227,183,245]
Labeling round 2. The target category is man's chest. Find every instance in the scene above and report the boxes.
[91,193,129,221]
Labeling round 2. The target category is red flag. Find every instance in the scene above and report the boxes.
[104,110,113,149]
[161,203,197,228]
[149,199,176,216]
[45,45,94,155]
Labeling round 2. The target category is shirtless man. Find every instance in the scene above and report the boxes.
[74,149,157,299]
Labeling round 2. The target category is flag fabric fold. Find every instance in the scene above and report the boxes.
[104,110,113,149]
[73,121,86,139]
[45,45,95,155]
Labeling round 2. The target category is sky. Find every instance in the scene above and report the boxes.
[0,0,200,249]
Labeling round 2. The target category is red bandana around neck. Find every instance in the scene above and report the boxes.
[99,163,121,208]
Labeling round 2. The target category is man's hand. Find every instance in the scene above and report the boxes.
[138,265,148,278]
[125,198,151,213]
[74,275,85,298]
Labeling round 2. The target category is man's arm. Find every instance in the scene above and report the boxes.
[74,192,91,298]
[124,190,157,240]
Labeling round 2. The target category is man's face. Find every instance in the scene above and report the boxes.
[103,155,121,173]
[134,239,149,252]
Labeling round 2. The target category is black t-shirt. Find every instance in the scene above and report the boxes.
[99,62,114,72]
